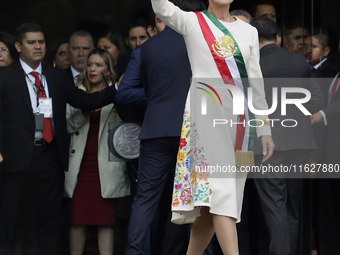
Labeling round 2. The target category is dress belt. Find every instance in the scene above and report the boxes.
[34,138,46,146]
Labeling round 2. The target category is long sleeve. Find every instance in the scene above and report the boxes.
[151,0,196,36]
[66,104,88,134]
[115,48,146,105]
[322,95,340,125]
[305,78,324,114]
[67,81,116,111]
[247,29,271,137]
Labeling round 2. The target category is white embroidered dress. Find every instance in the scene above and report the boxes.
[152,0,271,224]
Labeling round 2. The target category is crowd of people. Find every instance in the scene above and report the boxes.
[0,0,339,255]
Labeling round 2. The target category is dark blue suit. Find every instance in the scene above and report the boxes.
[115,48,146,124]
[116,48,146,105]
[119,26,192,255]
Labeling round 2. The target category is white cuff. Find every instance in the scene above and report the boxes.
[319,110,327,126]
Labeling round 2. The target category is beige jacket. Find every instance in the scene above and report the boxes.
[64,84,130,198]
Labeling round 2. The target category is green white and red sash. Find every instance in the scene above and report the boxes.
[195,10,255,165]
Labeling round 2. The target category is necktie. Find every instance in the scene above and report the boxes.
[30,71,54,143]
[330,73,340,104]
[74,74,80,84]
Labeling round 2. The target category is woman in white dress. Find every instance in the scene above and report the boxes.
[152,0,275,254]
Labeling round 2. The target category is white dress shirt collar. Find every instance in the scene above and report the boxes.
[70,65,81,81]
[20,58,42,75]
[313,58,327,70]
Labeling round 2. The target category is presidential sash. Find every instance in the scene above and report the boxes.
[195,10,255,166]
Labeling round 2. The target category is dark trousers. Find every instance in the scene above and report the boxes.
[237,179,269,255]
[313,178,340,255]
[253,150,310,255]
[125,137,190,255]
[0,141,64,255]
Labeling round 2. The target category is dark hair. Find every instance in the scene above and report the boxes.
[147,11,157,29]
[99,30,125,52]
[312,27,330,49]
[0,32,19,62]
[69,30,94,47]
[251,17,277,43]
[170,0,206,12]
[249,0,276,18]
[45,37,69,67]
[127,18,148,38]
[313,27,339,58]
[15,23,43,44]
[283,20,309,38]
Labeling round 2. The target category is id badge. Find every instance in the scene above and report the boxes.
[34,113,44,131]
[38,98,53,118]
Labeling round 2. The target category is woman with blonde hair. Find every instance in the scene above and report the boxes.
[65,48,130,255]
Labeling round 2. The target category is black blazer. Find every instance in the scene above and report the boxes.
[116,49,133,79]
[65,66,74,83]
[139,26,192,140]
[310,61,339,161]
[323,87,340,164]
[311,59,339,79]
[311,59,339,106]
[0,62,116,172]
[254,44,321,154]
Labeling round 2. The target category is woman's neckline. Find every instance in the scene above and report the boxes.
[218,16,239,24]
[205,10,239,24]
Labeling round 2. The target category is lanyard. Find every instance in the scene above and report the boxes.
[25,72,47,110]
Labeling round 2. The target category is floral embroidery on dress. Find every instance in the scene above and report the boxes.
[172,109,213,210]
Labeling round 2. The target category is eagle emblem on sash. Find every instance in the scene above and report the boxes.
[212,35,238,59]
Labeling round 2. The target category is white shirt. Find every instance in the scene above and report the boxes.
[70,65,81,84]
[313,58,327,70]
[20,58,51,138]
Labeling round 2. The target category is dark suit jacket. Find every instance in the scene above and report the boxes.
[310,61,339,161]
[65,66,74,82]
[0,62,116,172]
[116,49,132,79]
[311,59,339,106]
[116,48,146,105]
[323,85,340,164]
[139,26,192,140]
[115,48,147,124]
[311,59,339,78]
[254,44,321,154]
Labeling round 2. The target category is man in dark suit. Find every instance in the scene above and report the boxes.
[116,1,206,254]
[309,28,339,163]
[66,30,94,84]
[0,23,116,255]
[308,28,339,255]
[310,73,340,255]
[114,14,163,255]
[249,17,323,255]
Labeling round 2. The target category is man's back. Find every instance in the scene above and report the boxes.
[255,43,317,152]
[260,43,311,78]
[139,26,192,139]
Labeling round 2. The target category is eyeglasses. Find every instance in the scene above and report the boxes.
[0,47,9,52]
[259,12,277,19]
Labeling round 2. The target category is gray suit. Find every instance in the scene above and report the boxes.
[313,74,340,255]
[252,44,322,255]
